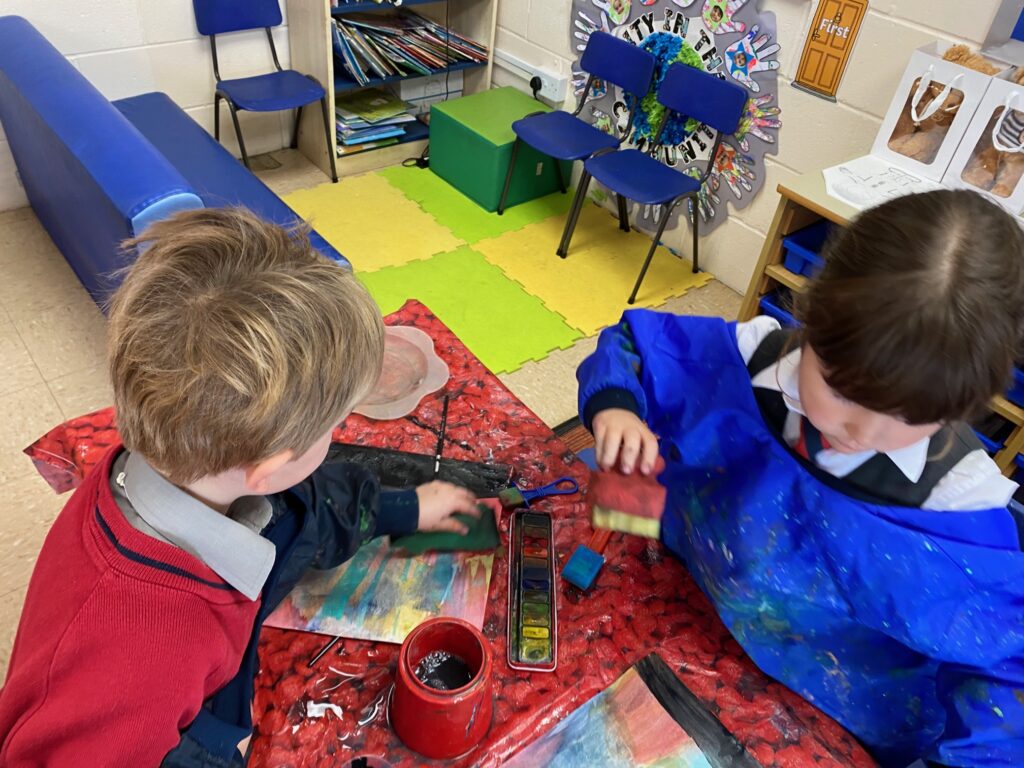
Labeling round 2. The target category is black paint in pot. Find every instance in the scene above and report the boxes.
[414,650,473,691]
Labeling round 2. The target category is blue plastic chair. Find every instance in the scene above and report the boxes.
[557,64,748,304]
[496,31,655,215]
[192,0,337,182]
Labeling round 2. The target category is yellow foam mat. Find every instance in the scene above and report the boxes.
[476,202,712,336]
[284,174,464,273]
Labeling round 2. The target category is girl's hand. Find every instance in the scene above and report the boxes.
[415,481,479,533]
[592,409,659,475]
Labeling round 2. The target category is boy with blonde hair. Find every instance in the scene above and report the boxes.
[0,208,478,767]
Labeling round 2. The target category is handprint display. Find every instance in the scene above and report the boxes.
[687,170,722,223]
[568,0,781,232]
[592,0,632,26]
[735,94,781,151]
[573,10,610,53]
[713,143,756,198]
[725,26,780,92]
[703,0,750,34]
[572,67,608,99]
[590,107,616,135]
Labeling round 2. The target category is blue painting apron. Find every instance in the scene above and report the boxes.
[580,312,1024,767]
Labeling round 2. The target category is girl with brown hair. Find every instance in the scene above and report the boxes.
[578,190,1024,766]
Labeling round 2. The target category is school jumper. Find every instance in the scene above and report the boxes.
[0,445,418,768]
[578,311,1024,768]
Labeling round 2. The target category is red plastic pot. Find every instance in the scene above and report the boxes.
[391,617,494,759]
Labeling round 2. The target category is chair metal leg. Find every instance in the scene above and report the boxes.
[319,96,338,183]
[556,171,591,258]
[629,199,677,305]
[553,158,567,194]
[226,101,251,170]
[291,105,303,149]
[497,138,521,215]
[616,194,630,232]
[214,93,222,142]
[691,194,700,273]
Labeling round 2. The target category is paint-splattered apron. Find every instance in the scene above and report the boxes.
[579,311,1024,767]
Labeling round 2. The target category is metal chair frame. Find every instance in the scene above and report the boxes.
[207,28,338,182]
[496,66,648,216]
[557,68,739,304]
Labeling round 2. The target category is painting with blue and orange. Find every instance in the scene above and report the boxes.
[264,538,494,644]
[504,663,713,767]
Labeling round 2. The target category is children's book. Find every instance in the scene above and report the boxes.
[336,87,412,123]
[336,137,400,156]
[332,21,368,86]
[338,125,406,145]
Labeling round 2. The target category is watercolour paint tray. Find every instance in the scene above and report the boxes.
[507,510,557,672]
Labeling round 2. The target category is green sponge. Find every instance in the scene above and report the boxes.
[390,503,500,555]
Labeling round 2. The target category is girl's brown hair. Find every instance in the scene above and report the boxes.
[108,208,385,484]
[795,189,1024,424]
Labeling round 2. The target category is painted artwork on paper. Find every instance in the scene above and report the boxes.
[505,654,758,768]
[263,538,494,645]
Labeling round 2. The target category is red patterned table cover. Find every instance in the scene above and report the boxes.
[25,301,875,768]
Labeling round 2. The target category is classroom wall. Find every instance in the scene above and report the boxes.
[0,0,294,212]
[492,0,1007,293]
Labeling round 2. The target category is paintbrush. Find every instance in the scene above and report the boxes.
[432,394,449,480]
[310,636,340,666]
[587,457,667,539]
[498,476,579,508]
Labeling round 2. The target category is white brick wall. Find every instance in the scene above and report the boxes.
[494,0,1008,293]
[0,0,295,211]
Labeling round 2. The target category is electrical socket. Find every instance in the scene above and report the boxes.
[494,49,569,104]
[536,69,568,103]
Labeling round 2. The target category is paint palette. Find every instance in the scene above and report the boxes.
[507,510,557,672]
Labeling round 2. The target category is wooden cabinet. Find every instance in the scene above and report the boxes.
[286,0,497,177]
[740,173,1024,477]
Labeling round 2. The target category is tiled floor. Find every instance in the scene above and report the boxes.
[0,149,740,676]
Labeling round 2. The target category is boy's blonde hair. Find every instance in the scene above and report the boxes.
[108,208,384,483]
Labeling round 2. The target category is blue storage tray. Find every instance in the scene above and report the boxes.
[1006,365,1024,407]
[972,413,1015,455]
[782,221,831,278]
[974,430,1002,454]
[759,290,798,328]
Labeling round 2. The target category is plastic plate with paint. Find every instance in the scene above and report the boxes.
[353,326,449,421]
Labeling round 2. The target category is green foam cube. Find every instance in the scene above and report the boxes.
[430,87,572,213]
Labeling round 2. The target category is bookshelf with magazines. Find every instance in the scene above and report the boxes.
[286,0,496,176]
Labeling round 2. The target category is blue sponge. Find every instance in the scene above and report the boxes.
[562,544,606,590]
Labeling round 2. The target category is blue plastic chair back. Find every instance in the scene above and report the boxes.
[193,0,282,36]
[580,31,655,98]
[659,64,747,134]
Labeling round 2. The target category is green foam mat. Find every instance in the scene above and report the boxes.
[357,245,582,374]
[378,165,573,244]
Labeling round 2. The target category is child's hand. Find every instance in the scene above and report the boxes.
[416,481,479,533]
[592,409,659,475]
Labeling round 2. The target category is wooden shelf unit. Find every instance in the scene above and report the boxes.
[286,0,497,176]
[740,173,1024,478]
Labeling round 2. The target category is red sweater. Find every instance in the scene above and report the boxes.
[0,448,259,766]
